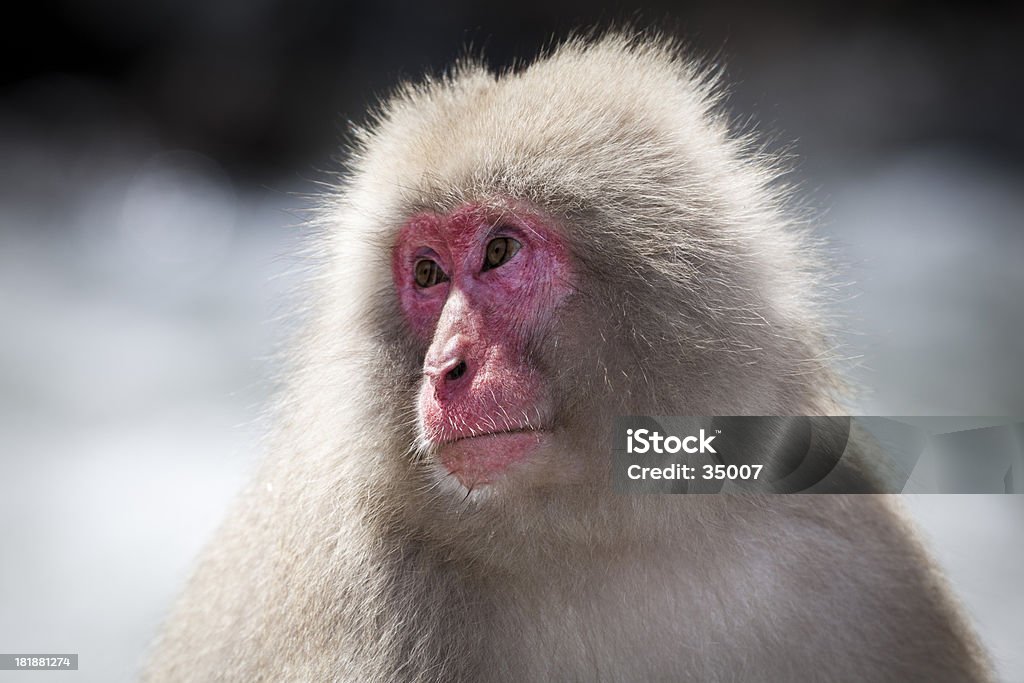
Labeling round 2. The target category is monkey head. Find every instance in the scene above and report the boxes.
[310,36,842,544]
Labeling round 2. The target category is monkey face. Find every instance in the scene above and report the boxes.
[392,202,577,490]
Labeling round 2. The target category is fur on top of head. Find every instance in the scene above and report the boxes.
[311,32,844,422]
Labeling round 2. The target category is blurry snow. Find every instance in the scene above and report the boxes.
[0,144,1021,681]
[0,145,306,681]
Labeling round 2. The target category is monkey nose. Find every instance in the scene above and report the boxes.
[445,360,467,382]
[423,331,473,387]
[424,356,471,390]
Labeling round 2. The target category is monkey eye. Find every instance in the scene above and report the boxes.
[482,237,521,271]
[414,259,448,288]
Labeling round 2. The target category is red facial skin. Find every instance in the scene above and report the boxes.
[392,203,574,487]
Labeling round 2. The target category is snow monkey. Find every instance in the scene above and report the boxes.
[144,34,992,682]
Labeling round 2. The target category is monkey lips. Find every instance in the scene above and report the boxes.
[434,429,549,487]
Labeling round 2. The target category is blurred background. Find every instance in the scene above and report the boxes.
[1,1,1021,681]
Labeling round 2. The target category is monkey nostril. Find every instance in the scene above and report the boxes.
[445,360,467,382]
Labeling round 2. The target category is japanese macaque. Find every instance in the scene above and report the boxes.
[144,34,992,682]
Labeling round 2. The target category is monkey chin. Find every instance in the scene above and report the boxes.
[434,429,549,489]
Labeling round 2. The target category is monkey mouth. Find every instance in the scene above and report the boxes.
[440,425,540,445]
[431,428,549,486]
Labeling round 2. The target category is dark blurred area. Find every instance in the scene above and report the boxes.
[1,3,1022,681]
[2,1,1022,182]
